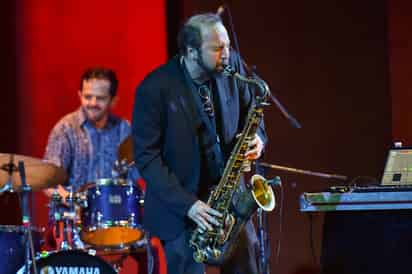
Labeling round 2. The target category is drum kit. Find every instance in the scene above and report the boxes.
[0,139,153,274]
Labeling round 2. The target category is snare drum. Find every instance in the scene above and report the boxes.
[79,178,144,249]
[17,250,116,274]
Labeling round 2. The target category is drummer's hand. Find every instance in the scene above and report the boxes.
[43,185,69,203]
[187,200,222,232]
[245,134,264,160]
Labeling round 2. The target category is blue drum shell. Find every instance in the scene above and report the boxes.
[0,226,42,274]
[81,183,141,229]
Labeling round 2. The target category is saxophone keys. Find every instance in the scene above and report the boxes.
[241,160,251,172]
[193,250,207,263]
[211,248,222,259]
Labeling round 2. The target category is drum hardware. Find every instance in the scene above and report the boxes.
[128,213,136,226]
[0,153,68,273]
[0,151,155,272]
[0,151,157,273]
[76,191,88,208]
[97,211,103,224]
[47,186,85,251]
[95,187,102,196]
[0,224,45,233]
[112,159,134,179]
[12,159,38,273]
[61,186,76,250]
[126,184,134,196]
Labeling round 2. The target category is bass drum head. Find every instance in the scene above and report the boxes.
[18,250,116,274]
[0,225,43,274]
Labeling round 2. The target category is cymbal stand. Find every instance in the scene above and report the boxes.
[64,186,84,250]
[18,160,38,274]
[62,186,73,250]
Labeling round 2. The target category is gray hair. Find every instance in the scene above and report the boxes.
[177,13,223,56]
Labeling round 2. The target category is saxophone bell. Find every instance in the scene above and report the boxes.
[250,174,276,211]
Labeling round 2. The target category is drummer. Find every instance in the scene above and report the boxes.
[43,67,139,199]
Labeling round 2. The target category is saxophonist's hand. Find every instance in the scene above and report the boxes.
[245,134,264,160]
[188,200,222,231]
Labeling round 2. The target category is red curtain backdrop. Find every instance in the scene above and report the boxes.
[15,0,167,226]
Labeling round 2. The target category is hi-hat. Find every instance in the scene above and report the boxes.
[0,153,67,191]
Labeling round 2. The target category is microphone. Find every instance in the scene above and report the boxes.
[267,176,282,187]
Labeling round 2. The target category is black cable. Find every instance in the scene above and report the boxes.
[308,213,318,265]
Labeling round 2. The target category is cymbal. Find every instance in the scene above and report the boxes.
[118,135,134,164]
[0,153,68,191]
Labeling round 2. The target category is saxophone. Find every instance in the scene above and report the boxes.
[189,65,276,264]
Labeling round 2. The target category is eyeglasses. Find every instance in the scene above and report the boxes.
[198,84,215,118]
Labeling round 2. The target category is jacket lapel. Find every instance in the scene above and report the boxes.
[214,73,232,144]
[174,58,217,143]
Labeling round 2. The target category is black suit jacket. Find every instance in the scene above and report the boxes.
[132,55,266,240]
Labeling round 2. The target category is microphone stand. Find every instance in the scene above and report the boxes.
[18,160,38,274]
[257,207,270,274]
[259,162,348,181]
[255,160,271,274]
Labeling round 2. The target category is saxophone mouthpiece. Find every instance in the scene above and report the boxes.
[222,64,236,77]
[222,64,252,85]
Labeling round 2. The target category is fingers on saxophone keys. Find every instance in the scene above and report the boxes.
[248,137,258,147]
[196,219,207,232]
[202,212,220,227]
[198,214,213,231]
[206,207,223,218]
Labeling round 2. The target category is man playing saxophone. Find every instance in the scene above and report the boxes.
[132,13,266,274]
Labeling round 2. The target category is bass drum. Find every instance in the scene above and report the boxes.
[0,225,43,274]
[17,250,116,274]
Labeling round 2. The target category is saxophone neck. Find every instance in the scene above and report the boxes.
[222,65,269,99]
